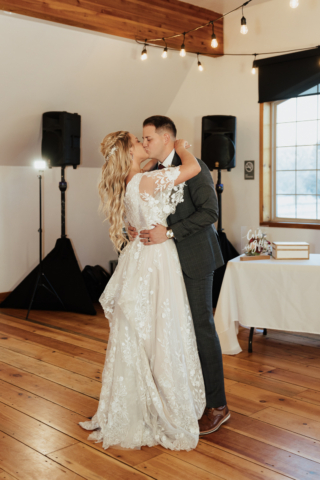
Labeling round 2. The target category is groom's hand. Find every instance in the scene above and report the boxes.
[127,225,138,241]
[140,224,167,245]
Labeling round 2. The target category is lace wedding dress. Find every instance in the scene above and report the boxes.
[79,167,206,451]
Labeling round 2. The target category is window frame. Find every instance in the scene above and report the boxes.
[260,95,320,230]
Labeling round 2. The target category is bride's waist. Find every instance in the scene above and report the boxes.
[134,223,168,233]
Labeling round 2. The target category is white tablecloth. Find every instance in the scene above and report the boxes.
[215,254,320,355]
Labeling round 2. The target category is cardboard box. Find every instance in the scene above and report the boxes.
[272,242,310,260]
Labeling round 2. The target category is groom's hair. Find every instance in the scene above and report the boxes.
[143,115,177,139]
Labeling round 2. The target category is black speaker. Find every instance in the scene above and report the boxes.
[201,115,236,171]
[42,111,81,168]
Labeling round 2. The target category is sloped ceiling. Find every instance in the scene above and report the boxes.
[0,12,197,168]
[0,0,223,56]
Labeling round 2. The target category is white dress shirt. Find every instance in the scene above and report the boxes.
[158,149,175,168]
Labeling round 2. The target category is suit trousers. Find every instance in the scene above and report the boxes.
[183,272,226,408]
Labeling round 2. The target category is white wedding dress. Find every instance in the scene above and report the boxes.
[79,167,206,451]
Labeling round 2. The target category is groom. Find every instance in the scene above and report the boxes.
[128,115,230,434]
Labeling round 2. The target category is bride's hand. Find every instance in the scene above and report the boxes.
[174,139,191,152]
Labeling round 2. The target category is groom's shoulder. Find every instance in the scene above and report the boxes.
[192,158,214,188]
[173,152,213,187]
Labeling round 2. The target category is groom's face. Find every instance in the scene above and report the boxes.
[142,125,167,161]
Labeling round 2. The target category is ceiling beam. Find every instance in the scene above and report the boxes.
[0,0,224,56]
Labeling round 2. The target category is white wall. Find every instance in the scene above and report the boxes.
[168,0,320,254]
[0,12,194,292]
[1,1,320,292]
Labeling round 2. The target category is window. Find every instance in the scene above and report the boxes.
[260,85,320,228]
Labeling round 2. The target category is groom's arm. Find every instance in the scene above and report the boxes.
[171,161,218,242]
[139,160,218,245]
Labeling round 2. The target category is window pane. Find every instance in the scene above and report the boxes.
[318,96,320,119]
[296,171,317,194]
[299,86,318,96]
[297,96,318,121]
[276,195,296,218]
[318,196,320,220]
[276,147,295,170]
[297,195,317,219]
[318,120,320,142]
[296,146,316,170]
[277,98,296,123]
[276,123,296,147]
[276,171,295,194]
[297,121,317,145]
[318,171,320,195]
[318,146,320,169]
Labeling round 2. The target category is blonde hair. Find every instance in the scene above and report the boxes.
[98,131,132,253]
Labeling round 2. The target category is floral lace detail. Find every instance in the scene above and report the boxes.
[139,167,184,227]
[79,164,205,451]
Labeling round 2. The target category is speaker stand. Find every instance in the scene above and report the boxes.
[26,172,64,319]
[216,169,224,232]
[212,169,239,308]
[59,166,67,238]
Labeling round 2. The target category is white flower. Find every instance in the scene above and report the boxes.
[163,205,171,213]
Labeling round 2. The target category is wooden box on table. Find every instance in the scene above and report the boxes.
[272,242,310,260]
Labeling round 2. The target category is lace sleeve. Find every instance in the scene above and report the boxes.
[139,167,185,216]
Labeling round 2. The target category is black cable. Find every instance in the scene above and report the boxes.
[136,40,319,59]
[136,0,253,44]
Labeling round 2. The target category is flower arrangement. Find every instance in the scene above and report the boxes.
[243,229,272,256]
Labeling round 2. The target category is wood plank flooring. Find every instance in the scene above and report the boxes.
[0,306,319,479]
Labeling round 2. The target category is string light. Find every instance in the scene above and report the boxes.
[141,43,147,60]
[251,54,257,74]
[240,6,248,34]
[162,39,168,58]
[180,34,186,57]
[211,23,218,48]
[197,54,204,71]
[135,0,317,71]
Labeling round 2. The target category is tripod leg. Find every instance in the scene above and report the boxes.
[42,273,65,306]
[248,327,254,353]
[26,269,41,319]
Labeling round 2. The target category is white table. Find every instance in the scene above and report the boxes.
[215,254,320,355]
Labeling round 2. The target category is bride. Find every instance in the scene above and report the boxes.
[79,130,206,451]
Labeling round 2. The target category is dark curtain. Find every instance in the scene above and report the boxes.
[256,46,320,103]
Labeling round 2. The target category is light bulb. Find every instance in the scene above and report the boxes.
[198,61,203,72]
[252,56,257,74]
[290,0,299,7]
[141,45,147,60]
[211,35,218,48]
[162,47,168,58]
[34,160,47,171]
[240,16,248,34]
[180,44,186,57]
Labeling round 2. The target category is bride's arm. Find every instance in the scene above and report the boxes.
[141,159,158,172]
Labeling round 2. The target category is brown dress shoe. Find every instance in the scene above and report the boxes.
[198,405,230,435]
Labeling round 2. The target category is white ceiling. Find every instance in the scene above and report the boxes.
[181,0,272,14]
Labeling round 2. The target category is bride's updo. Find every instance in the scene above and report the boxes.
[98,131,132,252]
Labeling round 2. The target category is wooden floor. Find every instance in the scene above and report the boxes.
[0,306,320,480]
